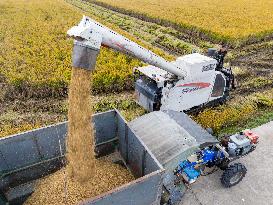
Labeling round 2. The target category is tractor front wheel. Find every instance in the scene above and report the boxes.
[221,163,247,187]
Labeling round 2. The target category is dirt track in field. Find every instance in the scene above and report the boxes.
[232,42,273,71]
[230,42,273,96]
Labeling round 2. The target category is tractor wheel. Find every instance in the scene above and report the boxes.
[221,163,247,187]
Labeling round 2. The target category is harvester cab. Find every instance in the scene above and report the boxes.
[208,46,236,89]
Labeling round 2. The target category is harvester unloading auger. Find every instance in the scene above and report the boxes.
[67,16,235,113]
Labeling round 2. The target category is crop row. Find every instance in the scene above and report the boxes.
[68,0,214,54]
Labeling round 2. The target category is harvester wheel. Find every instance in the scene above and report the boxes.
[221,163,247,187]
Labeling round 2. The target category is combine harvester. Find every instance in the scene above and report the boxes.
[68,16,235,113]
[0,16,257,205]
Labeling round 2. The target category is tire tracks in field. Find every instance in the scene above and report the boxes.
[87,0,226,46]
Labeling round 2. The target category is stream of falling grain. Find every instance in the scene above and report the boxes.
[67,68,96,182]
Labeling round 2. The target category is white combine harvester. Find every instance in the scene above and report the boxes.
[68,16,235,112]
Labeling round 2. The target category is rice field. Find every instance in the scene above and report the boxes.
[94,0,273,43]
[0,0,169,96]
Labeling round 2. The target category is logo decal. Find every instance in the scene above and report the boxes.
[177,82,211,94]
[202,64,215,72]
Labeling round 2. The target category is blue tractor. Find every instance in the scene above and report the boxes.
[174,130,259,188]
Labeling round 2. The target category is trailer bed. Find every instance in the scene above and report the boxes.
[0,110,164,205]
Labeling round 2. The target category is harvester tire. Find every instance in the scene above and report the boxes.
[221,163,247,187]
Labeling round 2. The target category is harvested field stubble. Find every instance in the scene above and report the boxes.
[24,159,134,205]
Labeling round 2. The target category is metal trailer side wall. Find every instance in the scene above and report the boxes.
[117,113,162,178]
[93,110,118,157]
[0,122,67,174]
[0,110,118,185]
[0,110,164,205]
[0,122,67,192]
[82,171,162,205]
[85,111,164,205]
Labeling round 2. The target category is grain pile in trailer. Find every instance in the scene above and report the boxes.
[24,157,134,205]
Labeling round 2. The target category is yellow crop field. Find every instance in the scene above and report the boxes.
[0,0,169,96]
[1,0,273,139]
[95,0,273,41]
